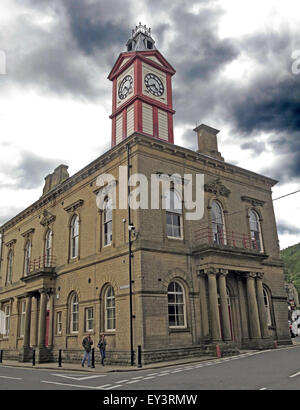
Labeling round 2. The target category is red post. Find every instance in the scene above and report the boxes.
[216,344,221,358]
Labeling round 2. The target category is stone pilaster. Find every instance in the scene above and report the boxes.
[37,288,48,348]
[256,273,270,339]
[47,290,55,347]
[245,273,261,339]
[23,293,32,348]
[206,268,222,341]
[30,295,38,347]
[198,271,210,339]
[218,269,232,341]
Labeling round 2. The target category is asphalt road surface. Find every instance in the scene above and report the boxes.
[0,344,300,390]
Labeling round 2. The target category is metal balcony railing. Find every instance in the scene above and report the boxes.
[28,255,56,273]
[193,227,262,251]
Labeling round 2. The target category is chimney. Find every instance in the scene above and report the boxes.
[42,164,69,195]
[193,123,224,161]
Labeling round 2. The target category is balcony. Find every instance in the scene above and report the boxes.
[28,255,57,274]
[22,255,57,287]
[192,227,267,260]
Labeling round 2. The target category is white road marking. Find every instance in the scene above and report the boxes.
[98,384,112,388]
[51,373,105,381]
[142,376,156,380]
[41,380,102,389]
[116,379,129,383]
[289,371,300,378]
[259,387,267,390]
[0,376,22,380]
[126,380,140,384]
[107,384,123,390]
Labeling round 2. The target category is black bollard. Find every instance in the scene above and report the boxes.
[91,348,95,368]
[137,345,142,368]
[0,350,3,364]
[32,349,35,366]
[58,349,62,367]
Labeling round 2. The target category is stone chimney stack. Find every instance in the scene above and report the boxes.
[193,123,224,161]
[42,164,69,195]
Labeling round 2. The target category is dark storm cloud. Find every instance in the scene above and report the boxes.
[277,221,300,236]
[0,151,63,190]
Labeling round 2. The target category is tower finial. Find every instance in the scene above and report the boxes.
[127,23,156,52]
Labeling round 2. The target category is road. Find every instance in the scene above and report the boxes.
[0,344,300,390]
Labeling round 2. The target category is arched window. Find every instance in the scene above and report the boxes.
[45,229,52,267]
[70,293,79,333]
[263,288,272,327]
[211,201,225,245]
[249,210,263,251]
[103,198,113,246]
[71,215,79,259]
[6,250,13,284]
[168,281,186,327]
[105,286,116,331]
[166,190,182,238]
[24,241,31,276]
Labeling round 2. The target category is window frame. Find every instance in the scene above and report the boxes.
[105,285,116,332]
[45,229,52,267]
[85,307,94,332]
[211,200,226,245]
[70,215,79,259]
[165,190,183,239]
[24,240,31,276]
[6,250,13,284]
[167,281,186,329]
[19,300,26,337]
[70,293,79,334]
[56,311,62,335]
[249,209,263,252]
[4,304,10,337]
[103,198,113,247]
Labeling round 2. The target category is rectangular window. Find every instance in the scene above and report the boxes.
[166,212,181,238]
[56,311,62,335]
[4,305,10,337]
[85,307,94,332]
[19,300,26,337]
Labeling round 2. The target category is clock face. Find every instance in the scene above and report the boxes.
[118,75,133,100]
[144,73,164,97]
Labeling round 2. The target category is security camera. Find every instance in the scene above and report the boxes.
[128,224,135,231]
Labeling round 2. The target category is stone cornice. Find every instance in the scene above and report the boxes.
[0,133,277,233]
[21,228,35,238]
[5,239,17,248]
[64,199,84,213]
[241,195,266,207]
[204,178,231,197]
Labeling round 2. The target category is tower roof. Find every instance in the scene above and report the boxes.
[126,23,156,52]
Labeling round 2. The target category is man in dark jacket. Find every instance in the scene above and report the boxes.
[81,334,93,367]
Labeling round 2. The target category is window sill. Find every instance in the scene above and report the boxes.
[169,327,190,333]
[167,236,184,241]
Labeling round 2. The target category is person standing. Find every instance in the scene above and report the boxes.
[98,333,107,366]
[81,334,93,367]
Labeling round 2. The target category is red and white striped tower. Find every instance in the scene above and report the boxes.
[108,23,176,147]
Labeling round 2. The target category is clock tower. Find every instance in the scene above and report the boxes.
[108,23,176,147]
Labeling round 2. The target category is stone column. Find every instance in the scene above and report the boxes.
[256,273,269,338]
[198,271,210,338]
[207,269,222,341]
[23,294,32,348]
[47,290,55,347]
[246,273,261,339]
[218,269,232,341]
[30,295,38,347]
[237,276,249,341]
[37,288,48,348]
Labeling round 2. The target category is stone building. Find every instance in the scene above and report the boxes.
[0,25,291,364]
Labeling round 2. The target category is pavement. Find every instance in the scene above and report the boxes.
[1,337,299,374]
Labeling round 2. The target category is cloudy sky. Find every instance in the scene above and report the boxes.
[0,0,300,249]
